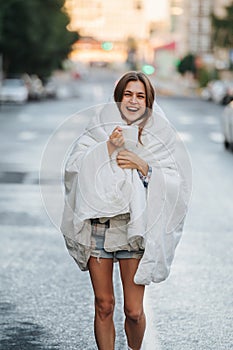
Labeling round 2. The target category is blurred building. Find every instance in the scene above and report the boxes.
[65,0,149,41]
[64,0,170,66]
[170,0,232,62]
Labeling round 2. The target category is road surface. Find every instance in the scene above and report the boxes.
[0,69,232,349]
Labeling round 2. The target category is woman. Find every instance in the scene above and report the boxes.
[61,71,189,350]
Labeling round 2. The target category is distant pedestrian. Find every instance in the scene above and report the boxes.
[61,71,189,349]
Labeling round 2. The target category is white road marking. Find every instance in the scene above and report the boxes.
[18,131,38,140]
[209,132,224,143]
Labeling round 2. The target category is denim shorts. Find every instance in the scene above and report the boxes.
[90,218,144,260]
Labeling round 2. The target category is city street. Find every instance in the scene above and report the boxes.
[0,69,232,350]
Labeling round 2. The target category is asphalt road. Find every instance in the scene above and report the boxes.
[0,69,232,350]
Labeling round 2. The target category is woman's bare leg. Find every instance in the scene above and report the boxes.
[88,257,115,350]
[119,258,146,350]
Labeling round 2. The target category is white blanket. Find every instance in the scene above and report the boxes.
[61,103,191,285]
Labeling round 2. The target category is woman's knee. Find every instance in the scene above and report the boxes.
[95,296,115,320]
[124,306,145,323]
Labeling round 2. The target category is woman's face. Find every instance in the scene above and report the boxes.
[120,80,146,123]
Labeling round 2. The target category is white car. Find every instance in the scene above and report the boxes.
[222,101,233,151]
[44,77,57,98]
[22,74,44,100]
[201,80,233,105]
[0,78,29,104]
[211,80,227,104]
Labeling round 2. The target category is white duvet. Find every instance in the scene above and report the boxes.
[61,102,192,285]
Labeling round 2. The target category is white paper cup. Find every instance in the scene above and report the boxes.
[121,125,138,150]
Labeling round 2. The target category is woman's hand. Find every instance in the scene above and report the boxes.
[116,150,149,176]
[107,126,124,156]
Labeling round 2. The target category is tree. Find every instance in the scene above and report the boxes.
[177,53,197,76]
[212,4,233,49]
[0,0,79,77]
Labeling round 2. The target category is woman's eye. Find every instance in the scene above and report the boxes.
[124,93,131,97]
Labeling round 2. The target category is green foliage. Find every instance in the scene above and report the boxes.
[177,53,197,75]
[196,67,219,88]
[211,4,233,48]
[197,67,209,87]
[0,0,79,77]
[176,53,220,87]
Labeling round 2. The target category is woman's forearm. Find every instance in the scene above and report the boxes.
[138,161,149,176]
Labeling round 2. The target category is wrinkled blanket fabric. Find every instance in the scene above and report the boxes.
[61,103,191,285]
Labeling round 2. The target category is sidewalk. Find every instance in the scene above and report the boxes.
[151,74,199,98]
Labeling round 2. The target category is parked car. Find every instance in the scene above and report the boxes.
[22,74,44,100]
[201,80,233,105]
[44,77,57,98]
[222,101,233,151]
[210,80,227,104]
[222,81,233,105]
[0,78,28,104]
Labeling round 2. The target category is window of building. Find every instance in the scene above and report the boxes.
[189,18,199,33]
[200,35,211,51]
[190,2,200,16]
[189,35,199,52]
[200,17,211,34]
[201,2,212,16]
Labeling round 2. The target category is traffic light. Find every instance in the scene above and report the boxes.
[142,65,155,75]
[101,42,113,51]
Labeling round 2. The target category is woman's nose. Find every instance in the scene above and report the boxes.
[130,94,137,103]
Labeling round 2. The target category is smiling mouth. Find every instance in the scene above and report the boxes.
[126,107,139,112]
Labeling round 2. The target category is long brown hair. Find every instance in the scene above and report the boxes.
[113,71,155,143]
